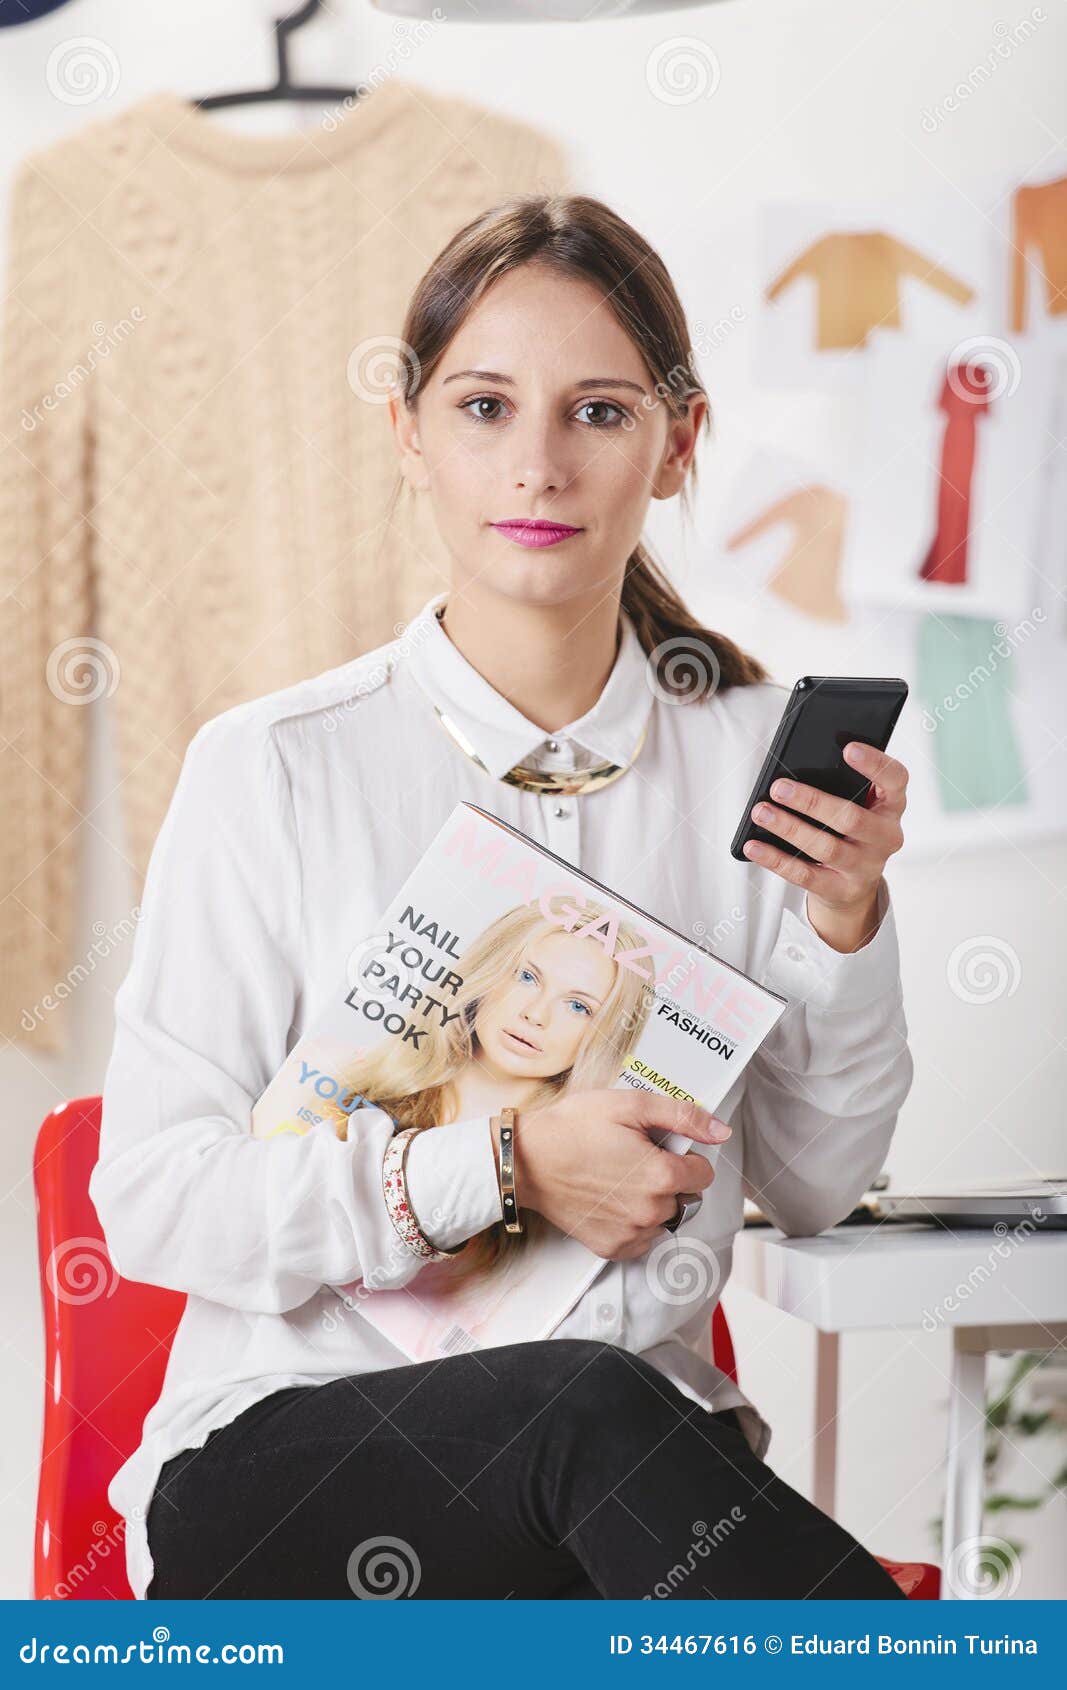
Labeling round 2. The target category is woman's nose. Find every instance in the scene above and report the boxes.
[515,466,564,497]
[512,425,569,495]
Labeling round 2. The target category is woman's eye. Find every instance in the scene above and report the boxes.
[568,999,592,1017]
[459,397,627,428]
[574,400,626,429]
[460,395,509,423]
[518,966,535,983]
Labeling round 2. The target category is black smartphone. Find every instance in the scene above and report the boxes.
[730,676,908,866]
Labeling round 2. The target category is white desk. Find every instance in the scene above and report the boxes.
[732,1220,1067,1599]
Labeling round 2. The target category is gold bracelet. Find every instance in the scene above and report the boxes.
[496,1106,524,1234]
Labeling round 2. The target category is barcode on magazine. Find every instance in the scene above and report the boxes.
[437,1323,478,1357]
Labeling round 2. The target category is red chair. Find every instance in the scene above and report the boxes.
[33,1095,938,1599]
[33,1096,185,1599]
[710,1303,939,1598]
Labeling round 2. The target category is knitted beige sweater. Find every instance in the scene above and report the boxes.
[0,82,569,1052]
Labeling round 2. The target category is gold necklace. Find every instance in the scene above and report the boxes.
[430,602,649,795]
[431,704,649,796]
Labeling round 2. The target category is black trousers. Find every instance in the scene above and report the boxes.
[145,1339,906,1600]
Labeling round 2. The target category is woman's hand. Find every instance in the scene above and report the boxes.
[742,740,908,953]
[498,1091,731,1262]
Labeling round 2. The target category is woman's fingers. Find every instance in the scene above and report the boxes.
[618,1090,731,1144]
[613,1228,670,1260]
[658,1147,716,1193]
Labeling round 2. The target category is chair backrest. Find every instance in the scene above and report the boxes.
[710,1302,737,1383]
[32,1097,186,1600]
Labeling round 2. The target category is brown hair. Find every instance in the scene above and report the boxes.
[387,192,770,696]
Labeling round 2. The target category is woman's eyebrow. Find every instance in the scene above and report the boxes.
[442,368,648,395]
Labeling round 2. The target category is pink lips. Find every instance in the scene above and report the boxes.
[502,1027,541,1054]
[491,519,582,550]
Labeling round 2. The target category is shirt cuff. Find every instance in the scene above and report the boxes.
[402,1115,503,1251]
[758,876,901,1012]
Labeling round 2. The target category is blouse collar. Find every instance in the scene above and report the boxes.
[402,591,654,781]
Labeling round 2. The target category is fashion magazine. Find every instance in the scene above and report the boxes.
[251,803,788,1360]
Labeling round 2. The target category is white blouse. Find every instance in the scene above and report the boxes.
[92,589,914,1599]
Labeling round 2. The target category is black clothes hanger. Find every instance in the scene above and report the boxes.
[194,0,360,111]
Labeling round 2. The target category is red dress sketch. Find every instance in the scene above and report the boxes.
[918,363,993,586]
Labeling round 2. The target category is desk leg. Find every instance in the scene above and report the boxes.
[813,1329,840,1518]
[941,1335,986,1600]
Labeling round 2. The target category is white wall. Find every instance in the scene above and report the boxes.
[2,0,1065,1599]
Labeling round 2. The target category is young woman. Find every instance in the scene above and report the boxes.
[93,193,913,1602]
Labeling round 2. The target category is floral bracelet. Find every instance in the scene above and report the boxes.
[382,1125,463,1262]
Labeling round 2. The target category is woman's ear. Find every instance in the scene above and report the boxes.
[651,392,707,502]
[388,391,430,493]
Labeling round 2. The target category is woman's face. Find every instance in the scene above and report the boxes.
[391,262,703,614]
[475,929,617,1081]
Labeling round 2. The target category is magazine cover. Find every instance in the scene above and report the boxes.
[251,802,788,1360]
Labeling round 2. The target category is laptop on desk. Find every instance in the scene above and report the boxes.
[742,1180,1067,1231]
[873,1178,1067,1230]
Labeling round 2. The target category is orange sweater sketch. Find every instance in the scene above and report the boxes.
[765,231,975,349]
[726,486,849,622]
[1011,175,1067,331]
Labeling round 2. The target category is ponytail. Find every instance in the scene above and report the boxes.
[621,544,771,692]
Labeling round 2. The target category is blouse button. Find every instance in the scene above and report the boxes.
[547,738,560,753]
[552,803,568,818]
[786,944,805,962]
